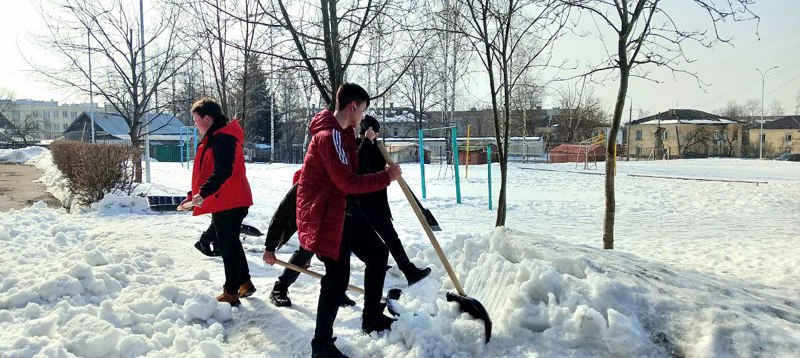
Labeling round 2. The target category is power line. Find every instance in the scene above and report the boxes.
[691,61,800,108]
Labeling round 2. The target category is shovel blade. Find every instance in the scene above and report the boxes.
[446,291,492,343]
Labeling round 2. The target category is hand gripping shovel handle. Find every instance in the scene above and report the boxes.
[378,143,492,342]
[377,143,465,295]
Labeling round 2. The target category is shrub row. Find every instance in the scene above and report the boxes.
[50,141,139,206]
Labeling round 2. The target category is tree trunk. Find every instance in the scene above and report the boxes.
[603,61,630,249]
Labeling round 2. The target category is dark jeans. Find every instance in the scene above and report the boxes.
[370,215,415,273]
[314,212,388,341]
[204,207,250,295]
[276,248,315,288]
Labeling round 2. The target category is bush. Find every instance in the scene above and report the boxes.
[50,141,139,206]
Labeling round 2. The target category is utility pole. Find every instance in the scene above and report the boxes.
[88,30,95,143]
[140,0,151,183]
[269,29,275,163]
[756,66,778,159]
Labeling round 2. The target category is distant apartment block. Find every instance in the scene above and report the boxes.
[0,98,102,141]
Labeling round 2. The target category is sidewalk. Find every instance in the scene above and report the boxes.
[0,163,60,211]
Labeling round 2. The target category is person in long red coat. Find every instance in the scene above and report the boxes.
[278,83,400,357]
[179,97,254,307]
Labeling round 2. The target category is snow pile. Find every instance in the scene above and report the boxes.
[0,206,234,356]
[89,193,150,215]
[1,155,798,356]
[0,146,47,163]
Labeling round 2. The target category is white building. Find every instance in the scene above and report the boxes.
[0,99,101,141]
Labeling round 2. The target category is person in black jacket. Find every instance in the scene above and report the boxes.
[262,181,356,308]
[357,115,431,286]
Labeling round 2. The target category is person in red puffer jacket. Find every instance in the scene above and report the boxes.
[179,97,254,307]
[291,83,401,357]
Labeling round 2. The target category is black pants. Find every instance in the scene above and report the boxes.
[276,248,314,288]
[204,206,250,295]
[369,215,415,274]
[314,212,388,341]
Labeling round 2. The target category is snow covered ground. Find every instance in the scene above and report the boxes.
[1,148,798,357]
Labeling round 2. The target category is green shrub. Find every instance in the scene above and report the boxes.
[50,141,139,206]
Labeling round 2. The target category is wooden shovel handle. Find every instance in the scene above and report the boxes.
[273,258,366,295]
[377,143,466,295]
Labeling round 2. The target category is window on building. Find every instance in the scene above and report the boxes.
[63,111,68,117]
[44,111,50,118]
[786,134,792,143]
[393,127,399,137]
[53,111,58,118]
[63,124,68,130]
[12,110,20,118]
[32,110,40,117]
[635,130,643,141]
[71,111,77,118]
[661,131,668,140]
[761,134,766,143]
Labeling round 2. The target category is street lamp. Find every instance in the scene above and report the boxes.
[756,66,778,159]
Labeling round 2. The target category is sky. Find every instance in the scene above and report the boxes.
[1,1,798,117]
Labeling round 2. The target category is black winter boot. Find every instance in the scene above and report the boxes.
[270,281,292,307]
[404,266,432,286]
[361,312,396,334]
[311,337,348,358]
[194,240,221,257]
[339,294,356,307]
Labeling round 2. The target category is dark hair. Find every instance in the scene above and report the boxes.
[191,97,228,129]
[360,115,380,135]
[336,83,370,110]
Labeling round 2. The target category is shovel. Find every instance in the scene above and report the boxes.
[378,143,492,343]
[271,258,404,315]
[178,201,265,237]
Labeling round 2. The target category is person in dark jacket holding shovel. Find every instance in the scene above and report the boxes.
[178,97,255,307]
[261,178,357,308]
[264,83,401,357]
[357,115,431,286]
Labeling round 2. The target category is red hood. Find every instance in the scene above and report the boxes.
[309,109,346,135]
[214,119,245,141]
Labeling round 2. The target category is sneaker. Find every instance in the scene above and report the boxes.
[311,337,348,358]
[405,267,432,286]
[270,282,292,307]
[239,280,256,298]
[194,241,221,257]
[339,294,356,307]
[216,291,241,307]
[361,312,396,334]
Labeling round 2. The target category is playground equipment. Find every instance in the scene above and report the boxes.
[575,133,606,170]
[180,126,198,169]
[418,126,461,204]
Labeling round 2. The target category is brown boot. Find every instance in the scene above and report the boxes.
[239,280,256,298]
[216,291,241,307]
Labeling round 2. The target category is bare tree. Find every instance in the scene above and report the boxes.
[397,48,443,131]
[250,0,419,109]
[795,91,800,115]
[769,100,784,117]
[722,124,741,157]
[33,0,194,181]
[452,0,568,226]
[511,77,544,137]
[744,98,760,121]
[553,82,606,143]
[560,0,758,249]
[682,126,714,157]
[718,100,744,118]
